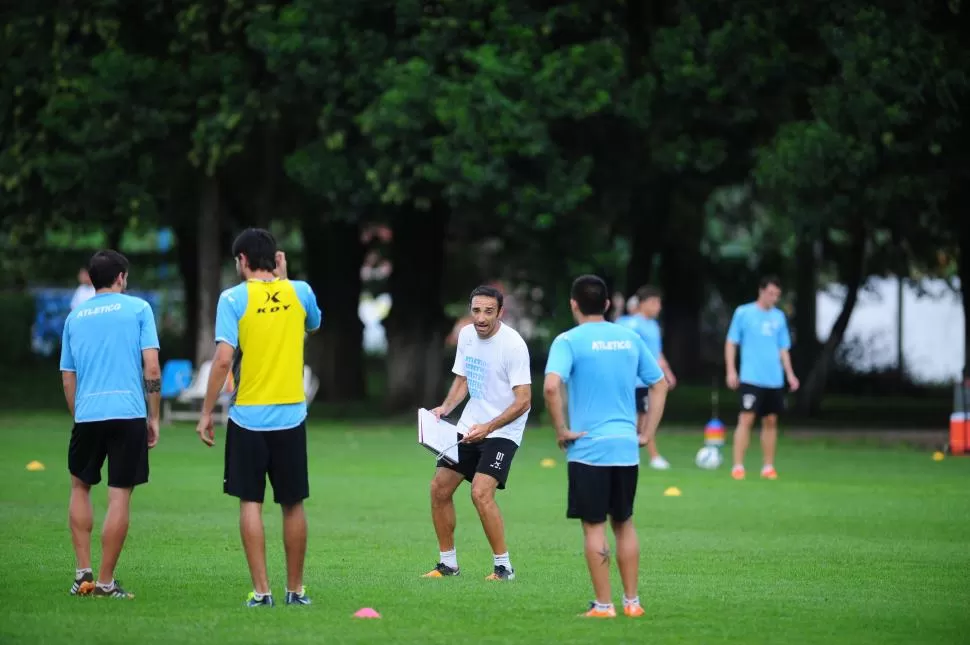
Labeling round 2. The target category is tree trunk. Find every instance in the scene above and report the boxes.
[625,179,671,294]
[792,233,820,379]
[796,226,868,415]
[301,213,366,402]
[173,216,199,360]
[958,196,970,378]
[384,201,449,411]
[659,188,705,380]
[107,224,124,252]
[195,176,223,366]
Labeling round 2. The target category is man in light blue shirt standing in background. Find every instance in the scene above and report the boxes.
[543,275,669,619]
[60,250,161,600]
[615,285,677,470]
[725,275,800,480]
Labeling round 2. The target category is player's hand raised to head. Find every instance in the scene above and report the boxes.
[273,251,287,280]
[197,413,215,447]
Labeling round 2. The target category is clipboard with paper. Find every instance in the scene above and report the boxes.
[417,408,462,464]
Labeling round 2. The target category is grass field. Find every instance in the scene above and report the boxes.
[1,413,968,645]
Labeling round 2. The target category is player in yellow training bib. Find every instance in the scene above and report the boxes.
[196,228,321,608]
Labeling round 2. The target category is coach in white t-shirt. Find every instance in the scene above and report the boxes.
[422,285,532,582]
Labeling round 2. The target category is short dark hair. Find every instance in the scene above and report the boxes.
[759,275,782,290]
[636,285,662,301]
[87,250,129,290]
[231,228,277,272]
[571,274,609,316]
[469,285,503,310]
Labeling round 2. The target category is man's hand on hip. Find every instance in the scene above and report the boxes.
[556,427,586,450]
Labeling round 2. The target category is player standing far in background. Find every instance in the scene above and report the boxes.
[196,228,322,608]
[615,285,677,469]
[59,250,161,599]
[70,266,96,310]
[425,285,532,581]
[725,275,799,480]
[543,275,668,618]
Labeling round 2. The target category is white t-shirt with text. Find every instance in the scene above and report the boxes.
[453,323,532,445]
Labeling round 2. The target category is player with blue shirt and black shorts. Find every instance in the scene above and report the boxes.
[60,250,162,600]
[615,285,677,470]
[196,228,322,608]
[543,275,669,619]
[724,276,800,480]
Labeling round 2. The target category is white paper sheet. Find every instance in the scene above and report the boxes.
[417,408,461,464]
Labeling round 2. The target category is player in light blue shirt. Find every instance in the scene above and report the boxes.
[724,275,799,481]
[59,250,161,600]
[614,285,677,470]
[543,275,668,618]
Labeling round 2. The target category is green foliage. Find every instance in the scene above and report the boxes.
[249,0,393,214]
[357,3,619,223]
[754,4,968,277]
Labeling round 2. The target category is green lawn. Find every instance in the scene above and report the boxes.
[1,413,968,645]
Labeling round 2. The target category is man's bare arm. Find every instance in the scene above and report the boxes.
[435,375,469,416]
[543,374,567,434]
[780,349,795,380]
[201,343,234,416]
[142,348,161,421]
[638,378,669,445]
[61,371,77,418]
[779,349,799,390]
[483,384,531,434]
[658,353,677,383]
[724,342,737,376]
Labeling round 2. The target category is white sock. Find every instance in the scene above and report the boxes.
[594,601,614,611]
[252,590,270,600]
[623,595,640,607]
[75,568,92,578]
[762,464,774,471]
[733,463,745,471]
[493,552,511,570]
[96,579,115,590]
[286,587,304,595]
[440,549,458,569]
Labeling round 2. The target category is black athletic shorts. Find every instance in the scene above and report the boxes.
[739,383,785,418]
[635,387,650,414]
[68,418,149,489]
[437,432,518,489]
[223,419,309,505]
[567,462,638,524]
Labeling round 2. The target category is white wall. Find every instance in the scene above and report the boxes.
[817,277,964,384]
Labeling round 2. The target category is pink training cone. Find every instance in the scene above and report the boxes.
[353,607,381,619]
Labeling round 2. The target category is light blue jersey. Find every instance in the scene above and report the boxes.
[545,321,664,466]
[615,314,663,387]
[726,302,791,388]
[215,279,322,431]
[59,293,160,423]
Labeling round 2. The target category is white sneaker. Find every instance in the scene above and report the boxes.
[649,456,671,470]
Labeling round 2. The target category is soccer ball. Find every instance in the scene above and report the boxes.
[695,446,723,470]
